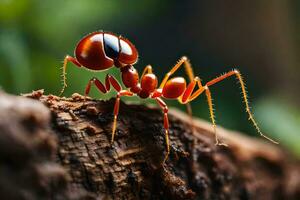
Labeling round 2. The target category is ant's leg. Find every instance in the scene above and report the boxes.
[179,77,227,145]
[141,65,153,77]
[179,77,204,104]
[159,56,197,128]
[105,75,129,144]
[155,97,170,164]
[111,90,134,144]
[180,57,196,130]
[186,103,194,129]
[203,86,227,145]
[84,74,122,97]
[107,74,122,92]
[59,55,81,96]
[84,77,108,97]
[159,56,193,89]
[84,74,130,144]
[182,56,195,82]
[187,69,278,144]
[205,69,278,144]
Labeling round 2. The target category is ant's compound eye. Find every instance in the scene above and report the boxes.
[103,33,120,59]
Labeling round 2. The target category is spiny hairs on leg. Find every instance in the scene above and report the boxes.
[204,87,228,146]
[59,58,68,96]
[162,129,170,164]
[234,69,278,144]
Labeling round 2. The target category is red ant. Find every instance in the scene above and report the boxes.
[60,31,278,163]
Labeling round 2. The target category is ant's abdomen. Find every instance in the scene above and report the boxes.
[162,77,186,99]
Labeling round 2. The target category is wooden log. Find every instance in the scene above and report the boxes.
[0,90,299,200]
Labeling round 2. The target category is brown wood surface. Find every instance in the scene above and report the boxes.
[0,90,299,200]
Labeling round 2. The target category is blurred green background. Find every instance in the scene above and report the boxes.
[0,0,299,156]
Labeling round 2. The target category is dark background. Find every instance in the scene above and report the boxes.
[0,0,299,156]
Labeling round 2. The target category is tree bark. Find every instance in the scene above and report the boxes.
[0,89,299,200]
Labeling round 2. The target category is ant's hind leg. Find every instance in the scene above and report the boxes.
[59,55,81,96]
[205,69,278,144]
[179,77,227,145]
[155,97,170,164]
[204,86,227,146]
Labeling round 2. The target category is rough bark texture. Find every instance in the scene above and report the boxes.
[0,90,299,200]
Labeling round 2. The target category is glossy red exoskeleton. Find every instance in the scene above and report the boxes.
[60,31,278,164]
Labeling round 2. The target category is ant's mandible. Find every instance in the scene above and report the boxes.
[60,31,278,163]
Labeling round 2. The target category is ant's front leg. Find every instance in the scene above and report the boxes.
[84,77,108,97]
[84,74,133,144]
[84,74,122,98]
[59,55,81,96]
[111,90,133,144]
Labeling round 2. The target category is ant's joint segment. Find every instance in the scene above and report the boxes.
[233,69,240,74]
[204,85,208,90]
[157,88,162,93]
[181,56,188,61]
